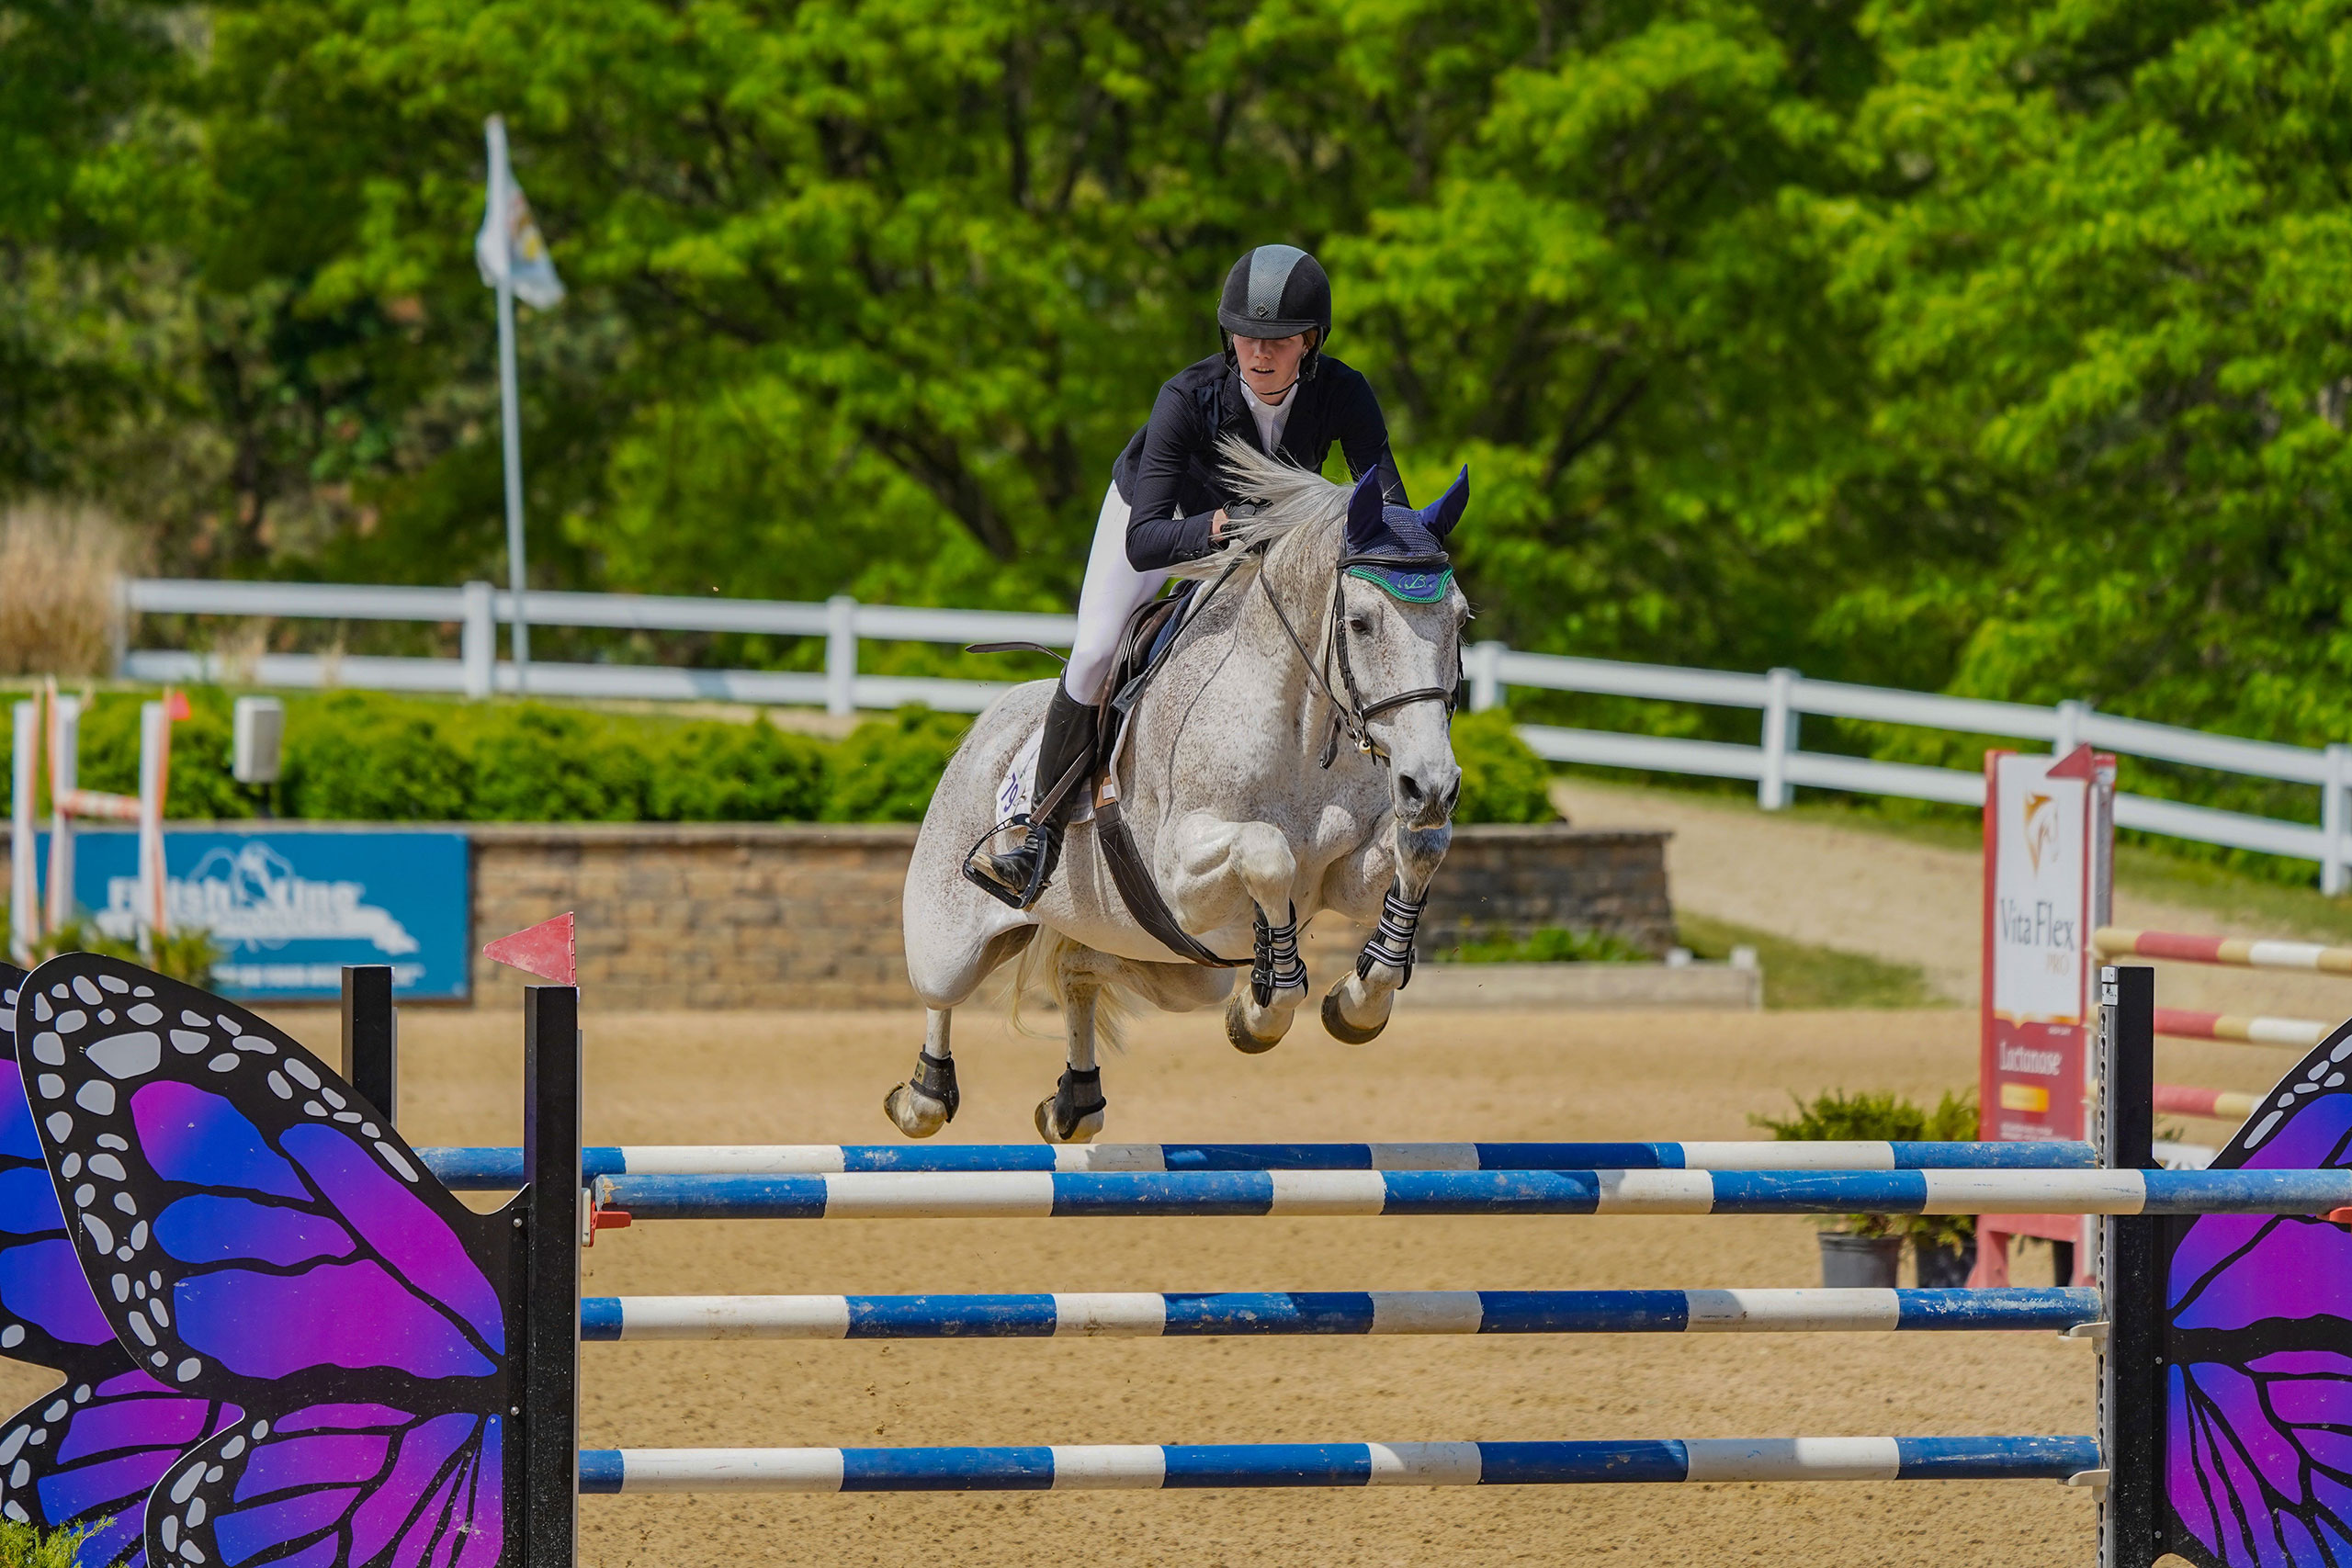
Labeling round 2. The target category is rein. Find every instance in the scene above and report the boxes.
[1256,544,1460,768]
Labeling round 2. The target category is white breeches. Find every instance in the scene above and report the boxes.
[1065,481,1167,703]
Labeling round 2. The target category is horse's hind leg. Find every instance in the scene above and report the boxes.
[1035,974,1107,1144]
[884,1008,960,1138]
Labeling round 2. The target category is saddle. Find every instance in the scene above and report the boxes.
[972,570,1244,967]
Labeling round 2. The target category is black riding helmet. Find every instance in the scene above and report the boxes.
[1218,244,1332,378]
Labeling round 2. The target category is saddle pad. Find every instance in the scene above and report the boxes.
[996,718,1094,828]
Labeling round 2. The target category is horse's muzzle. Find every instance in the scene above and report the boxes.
[1394,763,1461,831]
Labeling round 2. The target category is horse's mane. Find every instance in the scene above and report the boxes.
[1159,436,1349,582]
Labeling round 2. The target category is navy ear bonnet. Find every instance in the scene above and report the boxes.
[1342,467,1467,604]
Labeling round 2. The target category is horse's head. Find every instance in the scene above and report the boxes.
[1336,467,1470,833]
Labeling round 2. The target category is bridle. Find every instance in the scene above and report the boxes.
[1257,545,1464,769]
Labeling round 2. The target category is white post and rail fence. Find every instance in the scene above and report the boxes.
[107,576,2352,892]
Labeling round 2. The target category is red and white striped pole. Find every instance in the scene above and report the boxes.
[2097,927,2352,976]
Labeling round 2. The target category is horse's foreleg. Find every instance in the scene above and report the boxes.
[1035,978,1107,1144]
[1321,822,1451,1044]
[1167,816,1306,1053]
[884,1008,959,1137]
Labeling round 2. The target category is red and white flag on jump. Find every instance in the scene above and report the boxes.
[475,116,565,310]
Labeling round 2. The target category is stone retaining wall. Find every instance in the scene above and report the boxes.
[6,822,1676,1010]
[468,821,1674,1009]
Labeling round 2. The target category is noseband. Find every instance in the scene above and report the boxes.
[1258,546,1463,769]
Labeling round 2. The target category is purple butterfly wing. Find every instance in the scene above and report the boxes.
[18,954,518,1568]
[1,964,118,1373]
[2164,1023,2352,1568]
[3,964,242,1567]
[148,1405,504,1568]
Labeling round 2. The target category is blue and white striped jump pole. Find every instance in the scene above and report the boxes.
[578,1435,2104,1493]
[592,1166,2352,1221]
[582,1286,2101,1341]
[419,1138,2094,1188]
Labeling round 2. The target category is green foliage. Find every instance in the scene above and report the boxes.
[11,0,2352,844]
[71,694,251,820]
[0,1516,106,1568]
[467,706,649,822]
[18,916,223,985]
[824,707,969,824]
[1440,926,1649,964]
[648,722,829,823]
[283,695,475,821]
[1449,709,1557,825]
[1752,1089,1978,1243]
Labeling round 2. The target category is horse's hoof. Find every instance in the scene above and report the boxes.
[885,1081,952,1138]
[1321,982,1388,1045]
[1224,990,1285,1054]
[1035,1095,1105,1145]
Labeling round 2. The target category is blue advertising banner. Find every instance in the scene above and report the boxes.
[47,828,471,1001]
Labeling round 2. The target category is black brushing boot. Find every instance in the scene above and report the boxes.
[966,685,1099,908]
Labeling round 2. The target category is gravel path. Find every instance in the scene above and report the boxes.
[1555,777,2352,1020]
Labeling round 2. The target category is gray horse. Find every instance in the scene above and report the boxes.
[887,441,1469,1142]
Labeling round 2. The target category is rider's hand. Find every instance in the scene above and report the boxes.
[1212,508,1230,541]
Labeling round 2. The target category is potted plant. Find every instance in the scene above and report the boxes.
[1751,1089,1979,1288]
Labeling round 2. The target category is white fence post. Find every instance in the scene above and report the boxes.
[111,575,131,677]
[2325,744,2350,897]
[461,581,497,698]
[2055,699,2089,757]
[135,700,170,958]
[1468,640,1506,713]
[10,698,38,963]
[1758,667,1800,810]
[826,595,858,716]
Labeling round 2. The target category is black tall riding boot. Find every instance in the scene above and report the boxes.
[966,685,1099,908]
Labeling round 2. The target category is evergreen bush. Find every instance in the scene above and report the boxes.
[1450,708,1556,824]
[823,706,969,823]
[649,721,829,822]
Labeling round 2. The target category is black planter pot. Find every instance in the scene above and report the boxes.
[1817,1232,1903,1288]
[1914,1236,1978,1289]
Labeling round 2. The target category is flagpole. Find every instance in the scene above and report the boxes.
[488,116,531,694]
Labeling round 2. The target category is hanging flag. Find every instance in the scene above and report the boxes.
[476,115,565,310]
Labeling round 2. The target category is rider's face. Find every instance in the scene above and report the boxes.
[1231,333,1312,402]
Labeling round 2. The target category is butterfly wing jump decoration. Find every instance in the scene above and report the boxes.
[2,960,243,1568]
[16,953,522,1568]
[2162,1021,2352,1566]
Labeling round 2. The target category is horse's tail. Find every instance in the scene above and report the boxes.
[1008,928,1132,1051]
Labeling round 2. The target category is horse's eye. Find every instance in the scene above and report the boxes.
[1347,616,1370,635]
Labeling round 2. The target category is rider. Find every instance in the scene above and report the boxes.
[967,243,1411,908]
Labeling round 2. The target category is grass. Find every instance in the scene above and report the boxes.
[1435,926,1652,964]
[1677,910,1939,1010]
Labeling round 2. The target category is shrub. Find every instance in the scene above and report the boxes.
[0,501,127,677]
[1450,708,1555,824]
[1752,1089,1977,1244]
[0,1516,105,1568]
[1440,925,1650,963]
[468,705,650,821]
[650,721,829,821]
[75,692,252,819]
[283,694,473,820]
[824,705,968,822]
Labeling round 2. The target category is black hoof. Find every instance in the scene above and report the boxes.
[1035,1067,1105,1143]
